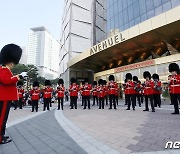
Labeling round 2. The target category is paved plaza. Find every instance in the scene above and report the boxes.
[0,99,180,154]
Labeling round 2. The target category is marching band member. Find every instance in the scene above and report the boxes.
[125,73,136,110]
[133,76,141,107]
[92,81,98,106]
[143,71,155,112]
[69,78,79,109]
[152,74,162,108]
[17,81,24,109]
[97,79,105,109]
[108,75,117,110]
[30,81,40,112]
[115,86,119,106]
[83,78,92,110]
[168,75,173,105]
[56,79,65,110]
[168,63,180,114]
[123,79,128,105]
[80,81,85,106]
[0,44,22,144]
[103,80,108,105]
[42,80,52,111]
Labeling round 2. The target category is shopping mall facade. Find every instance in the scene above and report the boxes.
[60,0,180,87]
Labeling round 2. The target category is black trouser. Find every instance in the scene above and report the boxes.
[105,95,108,105]
[19,98,23,109]
[170,93,173,105]
[49,98,52,107]
[109,94,116,109]
[153,94,161,107]
[14,98,23,109]
[126,94,135,109]
[135,94,141,107]
[82,95,84,106]
[171,94,180,113]
[144,95,155,111]
[32,100,38,112]
[125,94,128,105]
[43,98,50,111]
[140,95,144,104]
[84,96,90,109]
[70,96,77,109]
[92,96,98,105]
[99,97,104,109]
[0,101,11,142]
[58,97,64,110]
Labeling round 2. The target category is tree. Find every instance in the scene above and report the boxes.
[11,64,28,75]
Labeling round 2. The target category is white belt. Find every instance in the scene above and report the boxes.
[171,84,180,87]
[145,87,151,89]
[126,87,133,89]
[33,94,39,95]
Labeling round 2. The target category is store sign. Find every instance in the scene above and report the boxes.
[114,60,155,73]
[90,33,125,56]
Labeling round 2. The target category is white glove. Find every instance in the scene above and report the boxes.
[20,72,28,78]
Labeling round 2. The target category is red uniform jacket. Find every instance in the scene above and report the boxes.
[108,81,118,95]
[56,86,65,98]
[92,86,98,96]
[97,86,105,98]
[153,81,162,94]
[0,66,19,101]
[81,84,92,96]
[103,85,108,96]
[30,89,40,100]
[42,87,53,98]
[169,74,180,94]
[18,88,24,99]
[69,84,79,97]
[143,80,154,95]
[134,82,141,94]
[124,81,136,95]
[115,87,119,96]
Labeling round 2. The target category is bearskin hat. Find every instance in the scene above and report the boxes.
[33,81,39,87]
[152,74,159,80]
[45,80,51,86]
[84,78,89,83]
[82,81,85,85]
[109,75,115,81]
[17,81,23,86]
[98,79,103,85]
[169,63,179,73]
[0,44,22,65]
[126,73,132,80]
[143,71,151,79]
[93,81,97,85]
[124,79,127,83]
[70,77,76,83]
[133,76,138,82]
[103,80,107,85]
[58,78,64,85]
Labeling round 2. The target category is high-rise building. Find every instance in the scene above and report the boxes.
[27,27,60,79]
[19,47,27,65]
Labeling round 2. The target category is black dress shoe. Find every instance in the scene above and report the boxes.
[171,112,179,114]
[143,109,149,111]
[3,136,9,140]
[133,108,135,111]
[0,139,12,144]
[109,108,112,110]
[126,108,130,110]
[152,110,155,112]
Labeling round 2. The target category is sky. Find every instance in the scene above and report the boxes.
[0,0,64,49]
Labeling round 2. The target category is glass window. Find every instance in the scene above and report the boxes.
[153,0,161,7]
[146,0,154,11]
[118,0,123,11]
[119,25,124,31]
[139,0,147,14]
[133,0,140,18]
[124,23,129,30]
[161,0,169,4]
[147,9,154,19]
[127,0,133,5]
[122,0,128,9]
[114,1,118,16]
[123,9,128,24]
[155,5,163,15]
[141,13,147,22]
[109,6,114,18]
[171,0,180,8]
[129,20,135,27]
[163,1,172,12]
[128,4,134,21]
[114,15,119,28]
[135,17,141,24]
[118,11,123,26]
